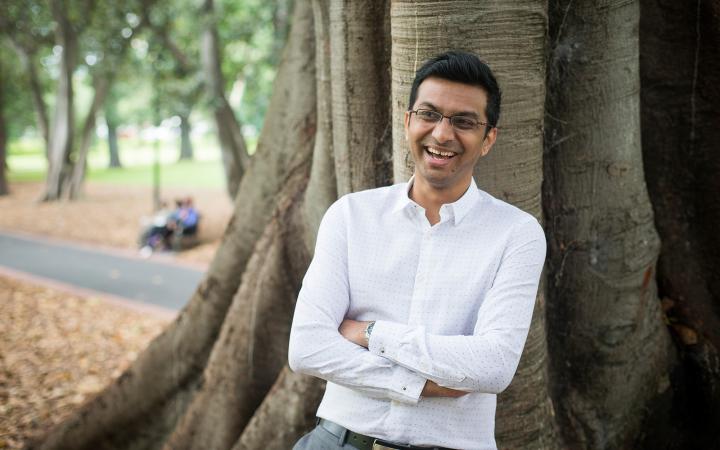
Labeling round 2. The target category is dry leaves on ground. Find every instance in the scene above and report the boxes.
[0,275,169,449]
[0,181,228,448]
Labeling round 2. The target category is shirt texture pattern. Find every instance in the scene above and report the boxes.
[288,178,546,450]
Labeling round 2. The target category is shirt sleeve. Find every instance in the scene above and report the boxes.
[367,218,546,394]
[288,198,426,404]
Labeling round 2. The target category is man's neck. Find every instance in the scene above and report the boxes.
[409,176,471,225]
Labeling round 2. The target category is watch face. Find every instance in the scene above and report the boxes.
[365,322,375,339]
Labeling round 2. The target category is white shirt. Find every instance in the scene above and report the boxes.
[288,178,546,450]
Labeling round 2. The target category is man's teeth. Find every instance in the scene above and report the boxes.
[426,147,455,157]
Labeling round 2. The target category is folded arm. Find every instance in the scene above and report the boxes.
[288,199,427,404]
[362,219,547,394]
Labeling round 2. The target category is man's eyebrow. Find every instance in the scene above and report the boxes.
[416,102,479,118]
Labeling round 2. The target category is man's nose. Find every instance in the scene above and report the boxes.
[432,116,455,143]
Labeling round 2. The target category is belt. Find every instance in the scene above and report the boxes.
[318,418,453,450]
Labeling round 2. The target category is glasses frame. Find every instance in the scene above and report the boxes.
[409,108,494,132]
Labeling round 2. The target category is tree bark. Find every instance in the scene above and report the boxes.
[300,0,337,248]
[43,0,78,201]
[201,0,250,199]
[232,368,324,450]
[178,111,194,160]
[544,0,673,448]
[163,195,307,450]
[639,0,720,446]
[329,0,393,195]
[391,2,559,448]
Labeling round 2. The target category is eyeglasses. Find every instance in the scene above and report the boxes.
[409,109,492,132]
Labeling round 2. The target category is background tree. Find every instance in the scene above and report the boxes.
[0,56,8,196]
[0,0,54,156]
[200,0,249,198]
[42,0,83,201]
[66,1,147,198]
[639,0,720,447]
[545,1,672,447]
[104,88,122,168]
[140,0,203,162]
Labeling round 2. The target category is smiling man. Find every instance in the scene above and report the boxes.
[288,51,546,450]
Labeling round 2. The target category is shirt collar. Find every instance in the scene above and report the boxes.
[392,176,481,226]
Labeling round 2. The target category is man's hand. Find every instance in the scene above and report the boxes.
[421,380,468,398]
[340,320,468,399]
[339,319,371,348]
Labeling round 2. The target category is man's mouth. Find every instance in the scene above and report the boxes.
[424,146,457,160]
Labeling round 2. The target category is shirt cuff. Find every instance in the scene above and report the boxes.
[368,319,412,361]
[369,320,425,404]
[388,365,425,404]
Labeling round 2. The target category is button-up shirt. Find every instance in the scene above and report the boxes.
[288,178,546,450]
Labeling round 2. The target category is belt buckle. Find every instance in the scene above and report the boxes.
[372,439,405,450]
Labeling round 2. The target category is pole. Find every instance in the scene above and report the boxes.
[152,76,161,212]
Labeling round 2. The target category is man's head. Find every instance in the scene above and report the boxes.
[404,51,501,195]
[408,51,501,129]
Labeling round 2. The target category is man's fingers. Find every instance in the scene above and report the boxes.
[422,380,468,398]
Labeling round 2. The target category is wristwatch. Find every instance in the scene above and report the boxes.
[364,321,376,345]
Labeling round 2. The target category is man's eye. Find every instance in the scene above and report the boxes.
[452,117,477,129]
[417,110,439,121]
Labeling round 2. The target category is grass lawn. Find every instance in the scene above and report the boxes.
[6,134,239,190]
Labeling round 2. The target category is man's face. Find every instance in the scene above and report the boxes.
[404,77,497,192]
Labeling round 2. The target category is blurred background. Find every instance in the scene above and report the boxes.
[0,0,290,446]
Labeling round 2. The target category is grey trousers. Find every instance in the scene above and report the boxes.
[292,423,358,449]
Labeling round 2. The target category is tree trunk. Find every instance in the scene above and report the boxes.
[231,368,324,450]
[201,0,250,199]
[0,57,8,196]
[329,0,393,194]
[391,2,559,448]
[66,75,112,199]
[231,3,394,445]
[9,43,50,155]
[544,1,673,448]
[107,119,122,169]
[639,0,720,447]
[300,0,337,247]
[178,112,194,160]
[271,0,291,61]
[43,0,78,201]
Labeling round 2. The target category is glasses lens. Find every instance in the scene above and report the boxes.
[450,116,478,130]
[415,110,441,122]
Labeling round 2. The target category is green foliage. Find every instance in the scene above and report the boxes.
[3,0,286,175]
[217,0,279,131]
[0,44,38,140]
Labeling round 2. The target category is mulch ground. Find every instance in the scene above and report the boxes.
[0,181,234,448]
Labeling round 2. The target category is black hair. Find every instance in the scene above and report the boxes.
[407,51,502,128]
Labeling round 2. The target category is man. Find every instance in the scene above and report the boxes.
[288,51,546,450]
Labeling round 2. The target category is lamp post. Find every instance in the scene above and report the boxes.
[152,77,161,212]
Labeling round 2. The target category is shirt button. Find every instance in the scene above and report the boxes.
[380,348,385,353]
[402,386,407,391]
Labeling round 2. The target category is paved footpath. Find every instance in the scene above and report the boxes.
[0,231,204,316]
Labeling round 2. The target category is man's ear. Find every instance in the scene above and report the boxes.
[404,111,410,140]
[481,127,498,156]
